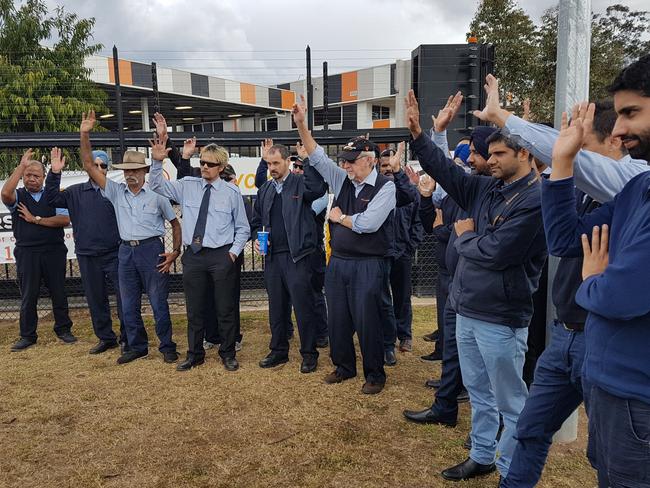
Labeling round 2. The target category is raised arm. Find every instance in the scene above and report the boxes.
[255,139,272,189]
[1,149,34,206]
[44,147,69,208]
[148,133,185,203]
[80,111,107,189]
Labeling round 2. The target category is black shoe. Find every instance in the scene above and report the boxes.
[420,350,442,362]
[259,354,289,368]
[89,340,118,355]
[402,408,457,427]
[57,332,78,344]
[316,337,329,348]
[176,357,205,371]
[385,349,397,366]
[362,381,384,394]
[425,378,441,389]
[10,338,36,352]
[117,349,148,364]
[300,359,318,373]
[457,389,470,403]
[223,357,239,371]
[441,457,496,481]
[163,351,179,363]
[423,330,439,342]
[463,433,472,450]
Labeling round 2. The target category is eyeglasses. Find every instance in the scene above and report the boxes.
[200,160,220,168]
[97,163,108,169]
[293,164,304,170]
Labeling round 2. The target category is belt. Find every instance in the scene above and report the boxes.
[121,236,161,247]
[560,321,585,332]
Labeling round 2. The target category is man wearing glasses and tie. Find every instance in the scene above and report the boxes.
[148,129,250,373]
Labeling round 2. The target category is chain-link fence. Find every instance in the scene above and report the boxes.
[0,133,439,320]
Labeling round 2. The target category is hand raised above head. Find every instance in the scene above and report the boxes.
[50,147,66,173]
[292,94,307,125]
[404,90,422,138]
[80,110,96,133]
[432,91,463,133]
[148,133,171,161]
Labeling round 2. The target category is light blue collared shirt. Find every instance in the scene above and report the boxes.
[103,179,176,241]
[7,189,69,216]
[428,130,450,206]
[308,145,396,234]
[503,114,649,203]
[311,193,329,215]
[149,161,250,256]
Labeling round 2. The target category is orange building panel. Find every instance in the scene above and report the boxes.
[341,71,358,102]
[281,90,296,110]
[240,83,256,104]
[373,119,390,129]
[107,58,133,86]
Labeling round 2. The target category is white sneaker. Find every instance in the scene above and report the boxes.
[235,341,242,352]
[203,340,218,350]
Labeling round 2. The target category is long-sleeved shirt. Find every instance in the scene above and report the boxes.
[542,173,650,404]
[148,160,250,256]
[308,145,396,234]
[503,114,649,202]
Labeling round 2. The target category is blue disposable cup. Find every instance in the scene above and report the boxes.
[257,231,269,255]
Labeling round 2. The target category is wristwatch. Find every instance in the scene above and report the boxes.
[34,216,42,225]
[338,214,347,223]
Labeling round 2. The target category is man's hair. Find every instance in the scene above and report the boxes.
[608,53,650,97]
[485,129,524,154]
[592,100,619,143]
[25,160,45,175]
[201,144,229,168]
[268,144,290,160]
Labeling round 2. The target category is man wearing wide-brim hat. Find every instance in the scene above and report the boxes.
[79,110,182,366]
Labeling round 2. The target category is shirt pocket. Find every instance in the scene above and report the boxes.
[141,203,161,227]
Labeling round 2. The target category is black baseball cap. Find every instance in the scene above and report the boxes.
[222,164,236,181]
[380,148,396,158]
[337,138,380,161]
[290,155,303,163]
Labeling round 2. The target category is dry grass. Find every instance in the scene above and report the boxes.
[0,305,596,488]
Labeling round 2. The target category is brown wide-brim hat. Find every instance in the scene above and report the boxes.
[111,150,149,170]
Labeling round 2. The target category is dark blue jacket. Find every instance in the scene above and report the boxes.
[412,132,547,328]
[420,193,465,274]
[387,169,419,258]
[542,173,650,404]
[251,166,327,263]
[44,171,121,256]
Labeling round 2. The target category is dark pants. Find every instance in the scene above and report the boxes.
[204,253,243,344]
[583,382,650,488]
[311,248,328,340]
[524,263,548,386]
[434,270,451,354]
[430,298,464,421]
[326,256,387,384]
[264,251,318,361]
[15,244,72,341]
[118,239,175,354]
[182,246,237,362]
[390,254,413,341]
[502,321,585,487]
[77,250,126,344]
[381,257,397,353]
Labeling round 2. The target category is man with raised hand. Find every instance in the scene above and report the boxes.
[1,149,74,351]
[539,54,650,486]
[405,90,547,481]
[80,111,181,366]
[148,131,249,373]
[293,95,396,395]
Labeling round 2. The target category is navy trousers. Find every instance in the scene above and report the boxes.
[264,251,318,361]
[15,244,72,341]
[326,256,387,384]
[381,258,397,353]
[390,254,413,341]
[501,322,585,488]
[434,270,451,354]
[311,248,328,341]
[77,250,125,344]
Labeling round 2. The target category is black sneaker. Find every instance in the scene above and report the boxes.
[10,338,36,352]
[117,349,148,364]
[163,351,179,363]
[57,332,78,344]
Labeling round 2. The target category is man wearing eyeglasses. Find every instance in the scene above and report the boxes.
[44,149,127,355]
[148,131,250,373]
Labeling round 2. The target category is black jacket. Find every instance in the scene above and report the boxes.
[412,132,547,328]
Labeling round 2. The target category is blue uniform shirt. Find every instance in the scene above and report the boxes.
[148,160,250,256]
[103,179,176,241]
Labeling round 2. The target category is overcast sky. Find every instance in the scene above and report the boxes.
[42,0,649,85]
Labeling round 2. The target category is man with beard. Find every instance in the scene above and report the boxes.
[540,54,650,487]
[80,111,181,365]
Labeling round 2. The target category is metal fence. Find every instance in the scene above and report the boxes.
[0,129,439,320]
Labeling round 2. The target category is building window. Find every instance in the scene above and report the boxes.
[314,106,342,126]
[261,117,278,131]
[372,105,390,120]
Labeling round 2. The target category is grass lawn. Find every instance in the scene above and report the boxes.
[0,305,595,487]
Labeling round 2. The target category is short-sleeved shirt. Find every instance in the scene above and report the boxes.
[103,179,176,241]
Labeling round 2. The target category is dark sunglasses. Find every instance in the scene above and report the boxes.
[97,163,108,169]
[293,164,304,170]
[200,160,220,168]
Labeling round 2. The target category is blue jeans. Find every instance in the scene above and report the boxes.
[118,240,176,354]
[501,321,585,487]
[583,382,650,487]
[456,314,528,477]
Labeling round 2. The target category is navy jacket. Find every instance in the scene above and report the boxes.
[542,173,650,404]
[412,132,547,328]
[44,171,121,255]
[251,167,327,263]
[387,169,419,258]
[420,193,464,274]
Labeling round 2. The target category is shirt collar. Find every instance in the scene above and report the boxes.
[124,183,148,196]
[202,177,222,190]
[82,179,101,191]
[496,169,538,198]
[351,169,378,189]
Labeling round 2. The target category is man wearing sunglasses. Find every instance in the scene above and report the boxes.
[44,149,127,355]
[148,133,250,373]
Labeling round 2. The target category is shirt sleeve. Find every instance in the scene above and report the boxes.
[430,128,451,157]
[103,178,120,203]
[55,208,69,216]
[255,159,269,189]
[44,171,69,209]
[230,189,251,256]
[307,145,347,197]
[350,180,396,234]
[311,193,329,215]
[431,183,447,207]
[5,191,18,212]
[158,195,177,222]
[504,115,650,203]
[393,170,417,207]
[149,159,185,204]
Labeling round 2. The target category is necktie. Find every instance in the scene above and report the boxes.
[190,183,212,253]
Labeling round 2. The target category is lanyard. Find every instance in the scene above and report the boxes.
[491,175,539,227]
